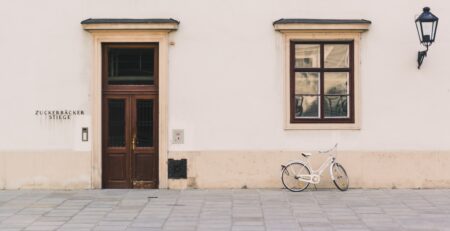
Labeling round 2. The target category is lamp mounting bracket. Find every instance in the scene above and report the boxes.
[417,46,429,69]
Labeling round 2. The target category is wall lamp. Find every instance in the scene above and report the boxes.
[415,7,439,69]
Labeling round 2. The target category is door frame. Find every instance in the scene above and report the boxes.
[88,30,170,188]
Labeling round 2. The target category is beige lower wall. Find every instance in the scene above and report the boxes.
[0,151,91,189]
[1,150,449,189]
[168,151,450,189]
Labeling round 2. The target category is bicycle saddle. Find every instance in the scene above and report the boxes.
[301,152,312,157]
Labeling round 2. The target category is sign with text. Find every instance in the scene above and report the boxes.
[35,110,85,120]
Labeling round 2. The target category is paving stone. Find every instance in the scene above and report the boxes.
[0,189,450,230]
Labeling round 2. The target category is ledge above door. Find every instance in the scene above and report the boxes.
[81,18,180,31]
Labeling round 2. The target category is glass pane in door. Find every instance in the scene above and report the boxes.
[108,99,126,147]
[136,100,153,147]
[108,48,155,85]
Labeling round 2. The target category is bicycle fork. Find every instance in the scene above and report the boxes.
[329,157,338,181]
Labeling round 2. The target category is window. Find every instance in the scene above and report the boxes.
[291,41,354,123]
[108,48,155,85]
[102,43,159,92]
[273,18,370,129]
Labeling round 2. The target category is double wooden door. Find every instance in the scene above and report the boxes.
[102,94,158,188]
[101,43,159,189]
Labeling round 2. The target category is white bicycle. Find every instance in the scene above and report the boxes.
[281,144,349,192]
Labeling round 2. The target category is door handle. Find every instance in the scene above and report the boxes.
[132,134,136,151]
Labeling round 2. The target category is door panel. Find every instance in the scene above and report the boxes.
[107,154,127,180]
[103,96,130,188]
[133,154,158,188]
[102,95,158,189]
[131,96,158,189]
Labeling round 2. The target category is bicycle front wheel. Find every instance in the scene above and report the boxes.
[331,163,349,191]
[281,162,310,192]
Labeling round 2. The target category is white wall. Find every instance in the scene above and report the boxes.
[0,0,449,153]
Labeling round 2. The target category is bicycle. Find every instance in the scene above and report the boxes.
[281,144,349,192]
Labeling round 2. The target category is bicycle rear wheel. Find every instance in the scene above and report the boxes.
[281,162,310,192]
[331,163,349,191]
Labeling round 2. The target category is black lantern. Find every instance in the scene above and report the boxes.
[415,7,439,69]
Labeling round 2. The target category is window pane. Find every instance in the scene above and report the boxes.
[295,44,320,68]
[108,99,125,147]
[324,72,349,95]
[324,96,349,118]
[421,22,433,40]
[136,100,154,147]
[109,48,155,85]
[295,72,320,94]
[324,45,349,68]
[295,96,320,118]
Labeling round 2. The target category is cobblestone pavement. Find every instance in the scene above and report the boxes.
[0,189,449,231]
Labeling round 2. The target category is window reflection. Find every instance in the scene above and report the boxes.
[324,45,349,68]
[324,96,349,118]
[295,96,320,118]
[295,72,320,94]
[324,72,349,95]
[295,44,321,68]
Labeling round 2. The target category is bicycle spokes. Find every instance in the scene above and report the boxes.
[281,163,311,192]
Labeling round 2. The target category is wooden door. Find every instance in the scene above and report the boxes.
[102,43,159,189]
[103,95,131,188]
[131,95,158,188]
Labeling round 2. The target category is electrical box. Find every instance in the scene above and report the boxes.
[172,129,184,144]
[168,159,187,179]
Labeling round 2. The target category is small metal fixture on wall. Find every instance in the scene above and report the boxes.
[82,127,88,142]
[415,7,439,69]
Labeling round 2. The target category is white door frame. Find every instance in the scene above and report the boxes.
[87,30,172,188]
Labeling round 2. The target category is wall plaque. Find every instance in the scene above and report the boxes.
[35,110,85,120]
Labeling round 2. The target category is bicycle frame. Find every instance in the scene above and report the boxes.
[311,155,335,176]
[285,144,338,184]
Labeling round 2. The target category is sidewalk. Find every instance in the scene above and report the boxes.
[0,189,449,231]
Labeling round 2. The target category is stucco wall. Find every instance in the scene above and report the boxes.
[0,151,91,189]
[168,151,450,189]
[0,0,449,189]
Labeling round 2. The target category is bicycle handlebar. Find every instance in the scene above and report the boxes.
[318,143,338,154]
